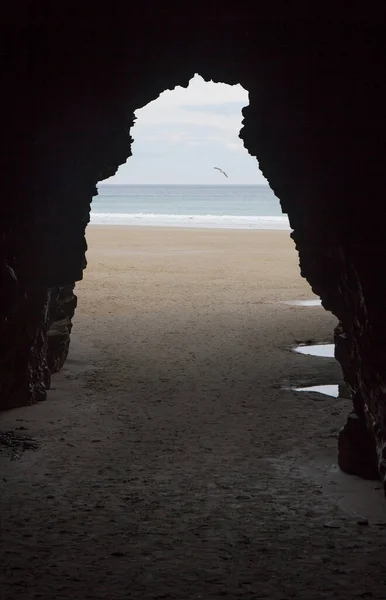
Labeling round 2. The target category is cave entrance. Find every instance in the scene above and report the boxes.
[73,74,334,420]
[90,74,286,228]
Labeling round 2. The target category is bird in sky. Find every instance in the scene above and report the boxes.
[213,167,228,178]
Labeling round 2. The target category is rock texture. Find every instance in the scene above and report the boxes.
[2,5,386,487]
[0,287,52,410]
[334,322,378,479]
[47,286,78,374]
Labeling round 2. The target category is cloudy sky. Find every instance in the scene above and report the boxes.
[106,74,268,185]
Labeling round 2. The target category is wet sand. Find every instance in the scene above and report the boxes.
[1,226,386,599]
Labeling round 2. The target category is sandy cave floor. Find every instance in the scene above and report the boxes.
[1,227,386,599]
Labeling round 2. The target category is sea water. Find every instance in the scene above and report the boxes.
[90,184,290,230]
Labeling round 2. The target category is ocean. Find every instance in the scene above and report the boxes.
[91,184,290,230]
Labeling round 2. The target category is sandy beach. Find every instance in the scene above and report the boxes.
[2,226,386,599]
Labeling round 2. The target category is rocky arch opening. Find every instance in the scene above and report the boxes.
[90,74,285,227]
[69,74,340,492]
[79,74,324,386]
[73,72,323,392]
[70,72,342,499]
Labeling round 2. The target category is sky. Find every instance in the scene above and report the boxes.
[105,74,269,185]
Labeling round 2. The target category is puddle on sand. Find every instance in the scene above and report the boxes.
[283,299,322,307]
[294,344,334,358]
[293,384,339,398]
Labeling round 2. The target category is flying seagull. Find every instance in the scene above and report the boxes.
[214,167,228,178]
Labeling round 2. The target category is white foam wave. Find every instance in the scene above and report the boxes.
[90,212,291,230]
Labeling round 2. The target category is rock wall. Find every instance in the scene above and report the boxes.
[335,322,379,480]
[2,5,386,487]
[0,285,51,410]
[0,282,77,409]
[47,286,78,374]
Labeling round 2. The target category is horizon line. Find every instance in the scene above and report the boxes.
[98,182,270,186]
